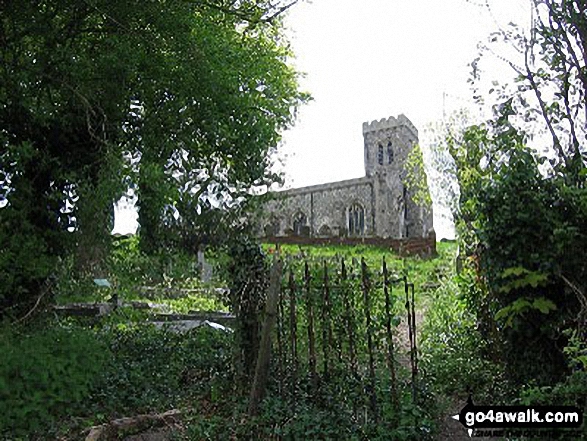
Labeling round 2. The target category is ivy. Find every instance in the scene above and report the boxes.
[403,144,432,208]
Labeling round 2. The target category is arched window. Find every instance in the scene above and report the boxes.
[348,203,365,236]
[377,144,384,165]
[387,141,394,164]
[318,224,331,237]
[264,217,280,237]
[293,212,307,236]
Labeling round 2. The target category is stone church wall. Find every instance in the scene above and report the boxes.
[261,177,373,238]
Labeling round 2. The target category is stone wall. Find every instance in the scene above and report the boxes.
[262,177,373,238]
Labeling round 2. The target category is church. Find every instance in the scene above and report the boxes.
[259,114,434,248]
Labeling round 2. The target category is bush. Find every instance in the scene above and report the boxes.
[517,370,587,439]
[0,209,56,318]
[420,277,508,402]
[0,325,106,436]
[0,319,234,438]
[89,324,233,416]
[109,235,204,292]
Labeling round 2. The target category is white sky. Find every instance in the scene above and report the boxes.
[114,0,531,238]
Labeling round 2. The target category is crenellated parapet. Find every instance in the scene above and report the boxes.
[362,114,418,138]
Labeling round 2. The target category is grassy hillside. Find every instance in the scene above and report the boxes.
[264,240,457,308]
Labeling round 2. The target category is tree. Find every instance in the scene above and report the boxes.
[421,110,470,233]
[444,0,587,384]
[450,116,586,383]
[0,0,307,316]
[471,0,587,178]
[403,143,433,208]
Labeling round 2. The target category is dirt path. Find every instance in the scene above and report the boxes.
[396,307,496,440]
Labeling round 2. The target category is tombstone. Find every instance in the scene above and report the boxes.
[197,248,213,283]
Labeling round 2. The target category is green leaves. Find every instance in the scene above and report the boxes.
[403,144,432,208]
[498,267,550,293]
[0,326,107,437]
[1,0,308,306]
[445,86,586,384]
[495,297,557,328]
[532,297,557,314]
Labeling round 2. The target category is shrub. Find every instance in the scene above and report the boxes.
[88,324,233,416]
[420,278,508,402]
[0,325,106,436]
[109,235,203,292]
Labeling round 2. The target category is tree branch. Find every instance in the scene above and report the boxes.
[559,273,587,313]
[523,33,569,166]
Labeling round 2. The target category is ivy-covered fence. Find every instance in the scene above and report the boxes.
[254,256,420,428]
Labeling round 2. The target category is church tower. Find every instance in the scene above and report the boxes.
[362,114,432,239]
[362,114,418,177]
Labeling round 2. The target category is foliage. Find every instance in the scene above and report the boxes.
[108,235,203,290]
[0,324,106,437]
[225,236,269,384]
[247,248,447,439]
[440,78,586,382]
[420,277,509,403]
[183,379,436,440]
[427,1,587,406]
[53,235,229,312]
[89,324,233,417]
[0,206,56,316]
[563,328,587,371]
[3,241,464,439]
[129,242,454,440]
[0,0,307,313]
[127,2,309,253]
[0,318,234,439]
[517,370,587,439]
[403,144,432,208]
[268,241,455,301]
[471,0,587,178]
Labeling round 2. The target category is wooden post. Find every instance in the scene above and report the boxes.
[277,270,285,398]
[410,283,418,377]
[405,279,417,404]
[248,258,283,416]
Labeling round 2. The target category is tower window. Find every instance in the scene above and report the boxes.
[387,141,394,164]
[377,144,383,165]
[293,212,307,236]
[348,203,365,236]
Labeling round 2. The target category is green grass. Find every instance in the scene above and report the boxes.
[54,241,457,316]
[264,241,457,308]
[156,291,228,313]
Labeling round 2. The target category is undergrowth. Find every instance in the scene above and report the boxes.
[0,320,233,439]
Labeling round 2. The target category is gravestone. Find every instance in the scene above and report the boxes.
[197,249,213,283]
